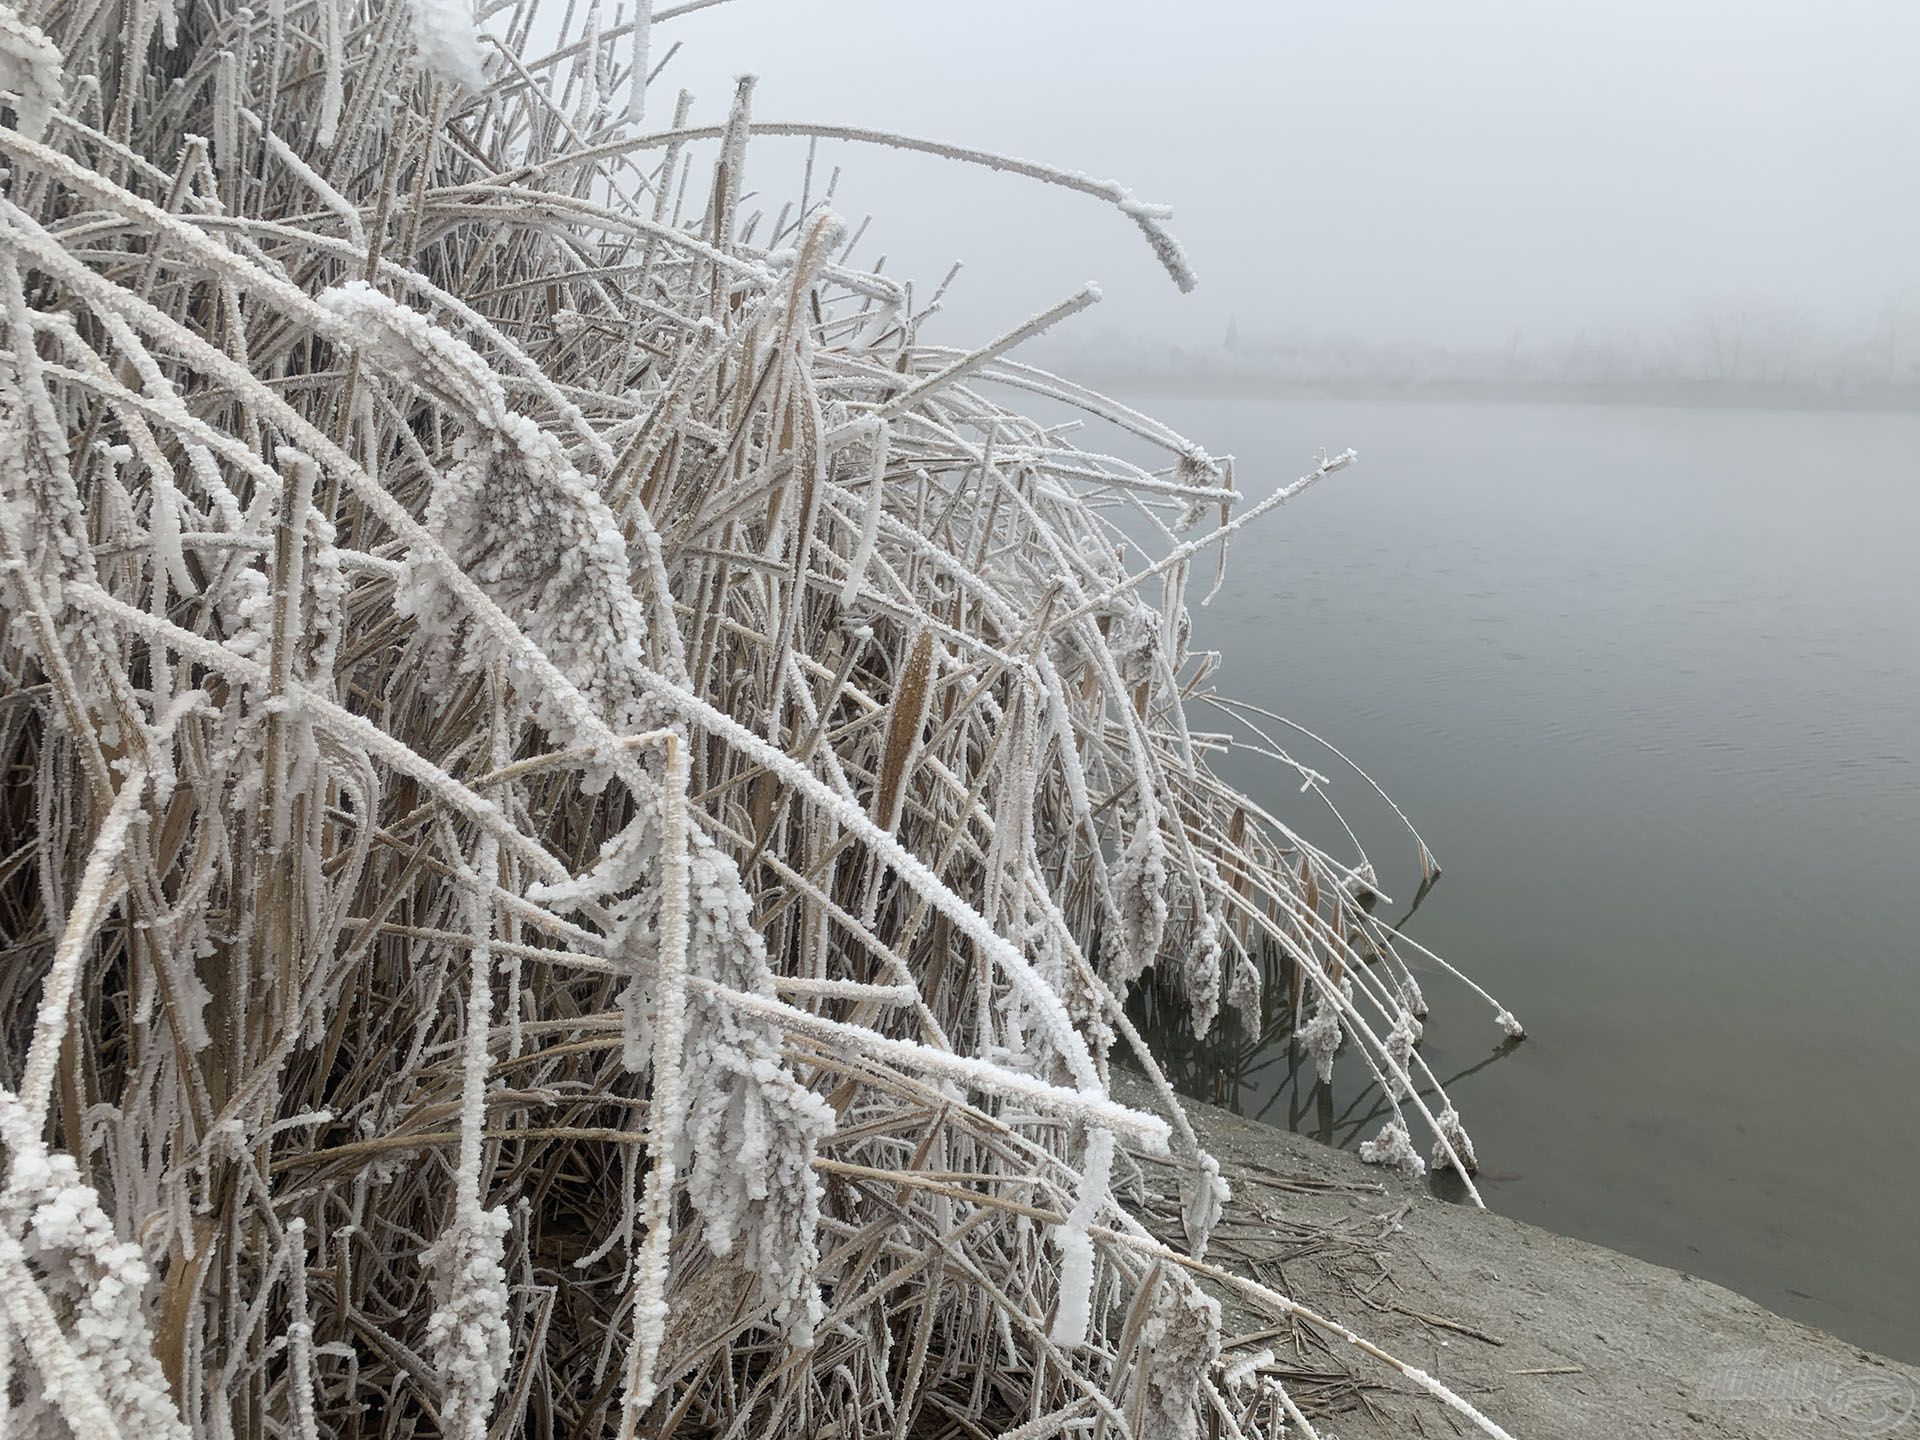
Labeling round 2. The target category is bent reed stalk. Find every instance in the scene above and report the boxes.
[0,0,1521,1435]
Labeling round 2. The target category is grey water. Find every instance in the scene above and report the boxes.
[1129,393,1920,1362]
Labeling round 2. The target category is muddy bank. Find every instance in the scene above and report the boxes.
[1119,1074,1919,1438]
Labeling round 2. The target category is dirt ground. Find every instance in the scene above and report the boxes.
[1115,1073,1919,1439]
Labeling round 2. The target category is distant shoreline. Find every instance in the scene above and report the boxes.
[1060,371,1920,415]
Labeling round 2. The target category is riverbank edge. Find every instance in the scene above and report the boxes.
[1115,1072,1920,1438]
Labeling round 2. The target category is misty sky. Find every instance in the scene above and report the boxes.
[652,1,1920,352]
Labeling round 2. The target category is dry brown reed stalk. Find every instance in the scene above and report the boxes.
[0,0,1522,1436]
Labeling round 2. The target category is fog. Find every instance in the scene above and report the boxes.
[659,1,1919,358]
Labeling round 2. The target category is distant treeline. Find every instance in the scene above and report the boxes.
[1047,305,1920,410]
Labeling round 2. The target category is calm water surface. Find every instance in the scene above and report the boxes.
[1127,394,1920,1360]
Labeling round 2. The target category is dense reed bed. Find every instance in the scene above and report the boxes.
[0,1,1523,1435]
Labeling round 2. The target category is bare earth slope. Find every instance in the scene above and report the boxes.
[1117,1073,1919,1438]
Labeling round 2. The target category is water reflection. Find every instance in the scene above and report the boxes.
[1109,394,1920,1358]
[1127,933,1523,1184]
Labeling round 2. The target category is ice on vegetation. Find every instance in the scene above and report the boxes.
[1360,1115,1427,1179]
[0,3,1523,1433]
[408,0,487,90]
[0,4,63,142]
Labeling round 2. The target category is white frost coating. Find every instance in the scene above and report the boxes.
[685,981,1168,1145]
[1297,976,1350,1087]
[17,763,147,1134]
[0,1090,190,1439]
[1495,1007,1526,1039]
[429,822,509,1440]
[576,1,605,126]
[0,4,63,142]
[1111,815,1168,984]
[624,0,651,121]
[524,730,684,1078]
[1050,1227,1095,1346]
[422,1204,512,1440]
[1400,972,1429,1019]
[1180,905,1224,1037]
[672,832,834,1345]
[1358,1116,1426,1179]
[320,282,658,789]
[1179,1150,1230,1260]
[1048,1127,1113,1347]
[0,1229,127,1440]
[412,415,652,776]
[1128,1270,1220,1440]
[285,1221,320,1440]
[1226,952,1262,1025]
[837,419,890,607]
[1431,1107,1479,1176]
[317,0,343,144]
[620,735,690,1420]
[318,281,500,419]
[1382,1009,1422,1099]
[1222,1347,1275,1396]
[146,465,196,599]
[408,0,487,90]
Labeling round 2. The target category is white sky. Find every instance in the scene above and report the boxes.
[650,0,1920,350]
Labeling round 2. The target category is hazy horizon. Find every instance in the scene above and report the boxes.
[657,1,1919,356]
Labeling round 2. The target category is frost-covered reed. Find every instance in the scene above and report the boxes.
[0,0,1520,1434]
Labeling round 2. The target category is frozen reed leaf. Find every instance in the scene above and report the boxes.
[1227,952,1263,1023]
[423,1204,512,1440]
[1383,1009,1422,1099]
[301,503,346,683]
[1431,1106,1480,1176]
[1112,816,1169,984]
[1180,906,1225,1037]
[1100,593,1163,691]
[1496,1007,1527,1039]
[405,416,655,772]
[538,758,832,1353]
[1298,976,1351,1086]
[0,1094,188,1439]
[531,781,836,1346]
[0,4,63,142]
[1129,1270,1221,1440]
[1179,1150,1230,1260]
[322,284,658,778]
[1359,1116,1426,1179]
[0,263,110,694]
[1116,190,1199,294]
[319,282,501,417]
[528,806,664,1070]
[215,562,272,660]
[674,833,834,1346]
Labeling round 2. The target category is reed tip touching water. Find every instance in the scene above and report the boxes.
[0,0,1521,1434]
